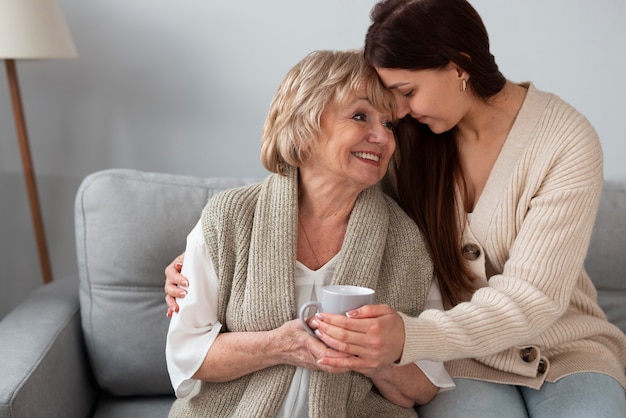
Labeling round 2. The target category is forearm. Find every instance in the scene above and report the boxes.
[368,363,439,407]
[192,320,342,382]
[193,330,277,382]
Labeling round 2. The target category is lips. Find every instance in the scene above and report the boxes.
[352,151,381,162]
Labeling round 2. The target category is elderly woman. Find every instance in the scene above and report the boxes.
[165,50,449,418]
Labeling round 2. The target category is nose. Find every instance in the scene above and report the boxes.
[368,122,394,146]
[395,99,410,119]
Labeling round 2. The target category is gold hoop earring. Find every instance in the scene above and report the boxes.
[461,79,467,92]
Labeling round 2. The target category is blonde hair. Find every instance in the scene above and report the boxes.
[260,50,396,174]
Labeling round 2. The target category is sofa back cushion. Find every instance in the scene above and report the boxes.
[586,180,626,335]
[75,169,259,396]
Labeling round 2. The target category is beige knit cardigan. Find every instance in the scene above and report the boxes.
[398,83,626,390]
[169,167,433,417]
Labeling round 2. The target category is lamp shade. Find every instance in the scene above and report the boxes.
[0,0,77,59]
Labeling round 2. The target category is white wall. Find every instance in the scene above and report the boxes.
[1,0,625,318]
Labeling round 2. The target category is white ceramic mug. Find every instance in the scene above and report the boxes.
[299,285,375,337]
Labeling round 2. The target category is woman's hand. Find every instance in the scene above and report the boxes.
[165,253,188,317]
[193,319,352,382]
[364,363,439,407]
[314,304,406,369]
[270,319,353,374]
[313,305,437,407]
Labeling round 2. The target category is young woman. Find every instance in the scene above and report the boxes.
[312,1,626,417]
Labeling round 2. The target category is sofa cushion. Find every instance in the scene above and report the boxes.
[75,169,258,396]
[0,276,96,418]
[585,180,626,335]
[93,394,175,418]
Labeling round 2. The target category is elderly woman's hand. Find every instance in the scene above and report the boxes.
[313,304,406,369]
[272,319,353,374]
[165,254,188,317]
[195,318,353,382]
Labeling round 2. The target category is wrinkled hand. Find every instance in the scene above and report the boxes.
[271,319,352,374]
[165,253,188,317]
[313,304,406,370]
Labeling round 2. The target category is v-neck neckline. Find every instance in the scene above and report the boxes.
[458,83,549,244]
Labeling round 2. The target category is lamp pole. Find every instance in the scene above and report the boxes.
[1,0,77,284]
[5,58,53,284]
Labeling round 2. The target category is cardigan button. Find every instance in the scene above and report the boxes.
[462,243,481,260]
[520,347,537,363]
[536,359,547,376]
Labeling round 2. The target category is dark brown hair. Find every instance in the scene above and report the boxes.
[365,0,506,308]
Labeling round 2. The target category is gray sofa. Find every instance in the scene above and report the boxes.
[1,168,625,418]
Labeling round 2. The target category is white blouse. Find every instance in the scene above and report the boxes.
[166,220,454,417]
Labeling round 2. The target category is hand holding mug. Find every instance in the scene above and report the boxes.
[299,285,375,337]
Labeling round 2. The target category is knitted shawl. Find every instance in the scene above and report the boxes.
[169,167,432,418]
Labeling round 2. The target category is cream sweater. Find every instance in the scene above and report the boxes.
[399,83,626,389]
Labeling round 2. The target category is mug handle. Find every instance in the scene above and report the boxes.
[299,301,322,337]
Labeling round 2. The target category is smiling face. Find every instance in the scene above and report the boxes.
[376,64,471,134]
[303,89,395,191]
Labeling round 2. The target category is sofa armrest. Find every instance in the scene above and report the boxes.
[0,276,97,418]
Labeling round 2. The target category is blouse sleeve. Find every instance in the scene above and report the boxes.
[165,219,222,398]
[413,282,455,392]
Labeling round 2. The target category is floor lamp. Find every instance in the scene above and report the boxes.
[0,0,77,284]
